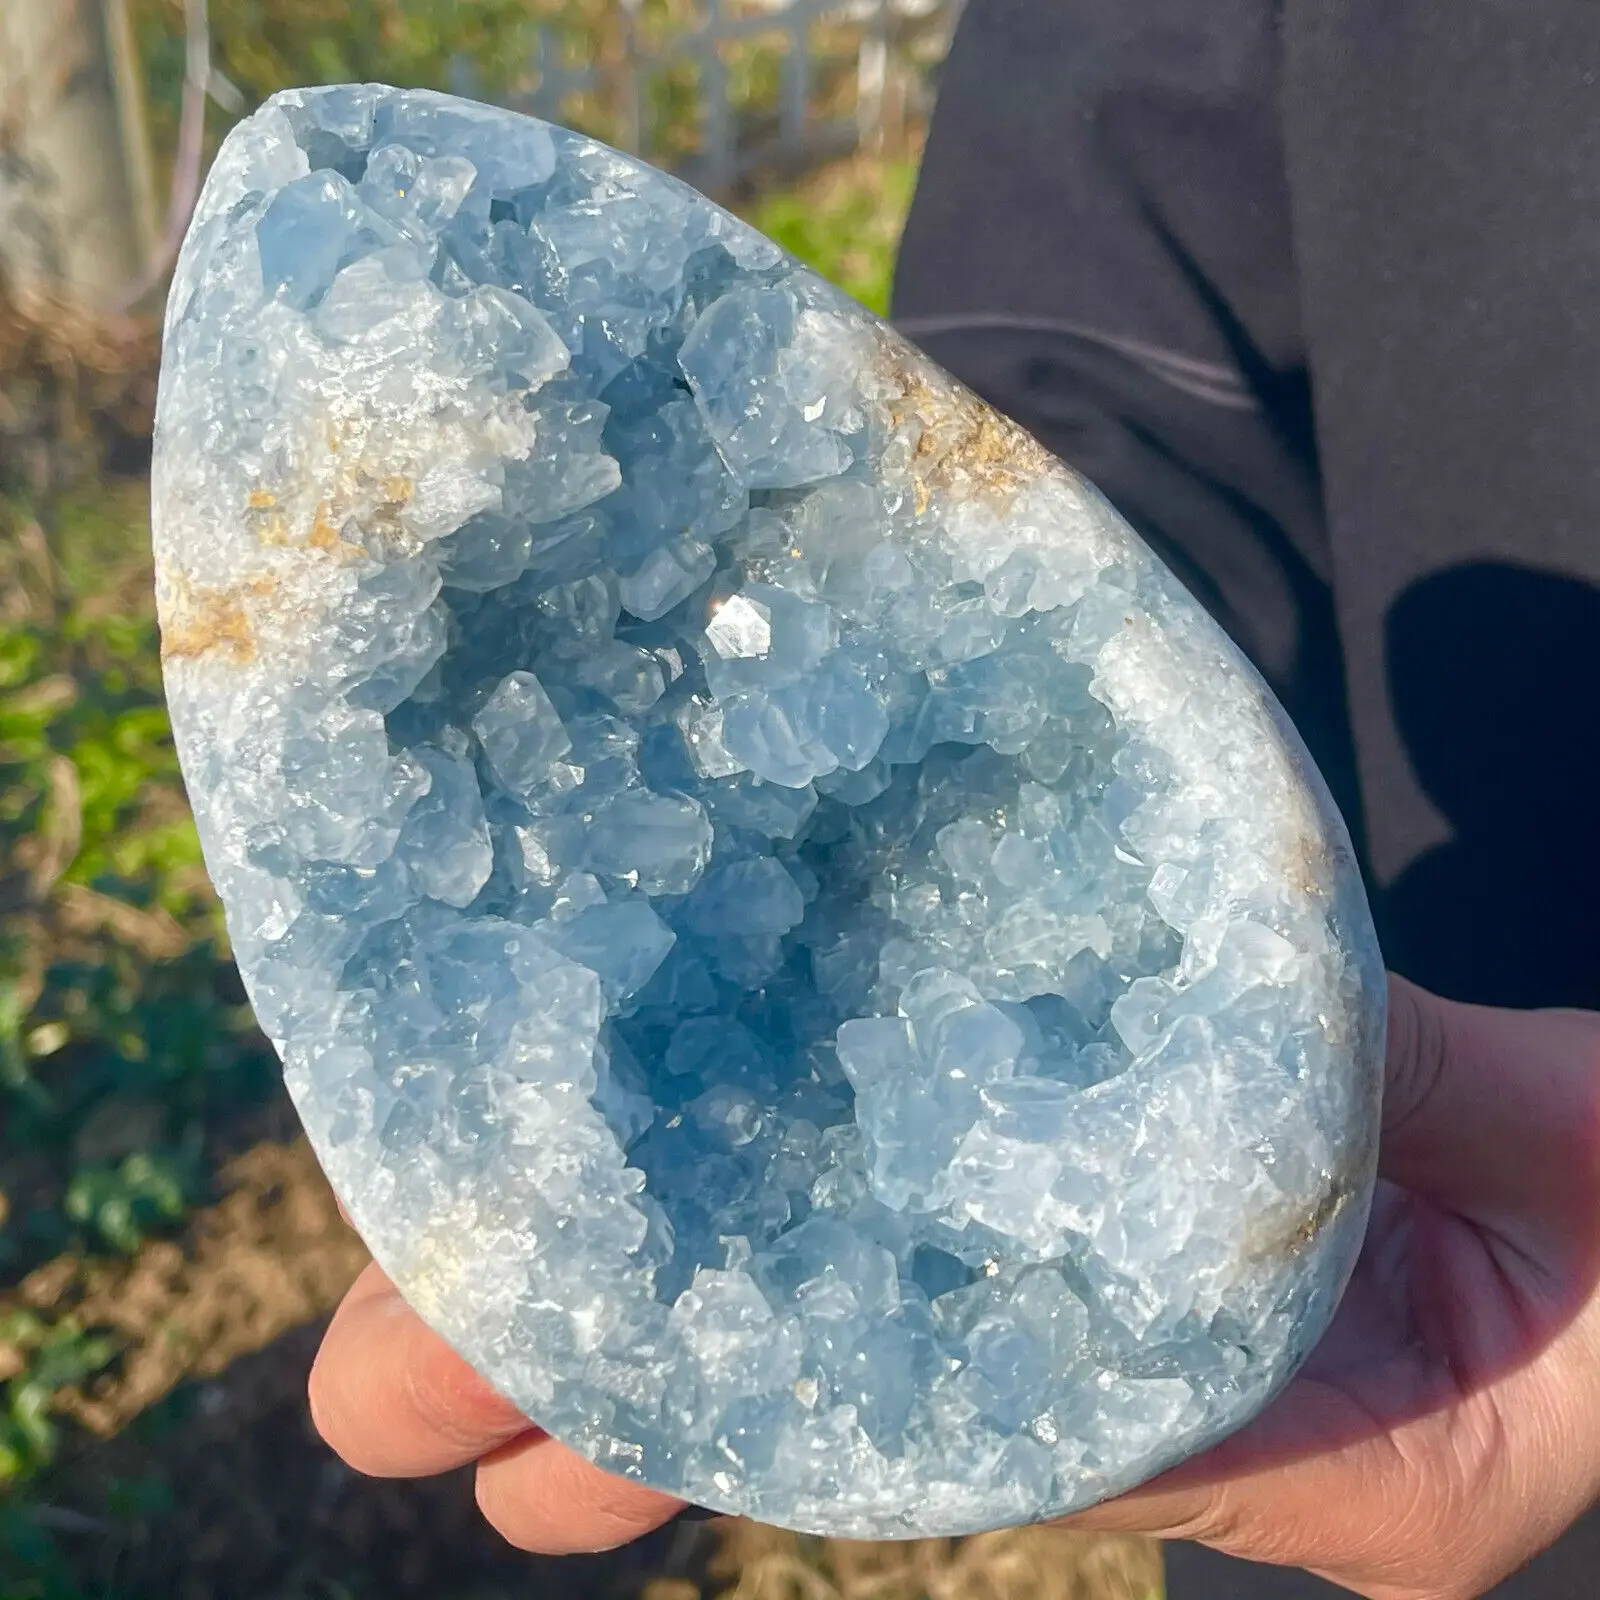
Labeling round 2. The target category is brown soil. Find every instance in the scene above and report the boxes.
[6,1135,368,1434]
[714,1523,1162,1600]
[10,1097,1161,1600]
[36,1320,726,1600]
[34,1314,1160,1600]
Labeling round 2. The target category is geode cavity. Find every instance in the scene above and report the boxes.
[152,85,1385,1537]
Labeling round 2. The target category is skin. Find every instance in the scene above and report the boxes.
[309,976,1600,1597]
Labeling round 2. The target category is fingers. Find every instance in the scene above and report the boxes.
[1053,981,1600,1595]
[1053,1471,1223,1544]
[1054,1347,1484,1583]
[1050,1367,1377,1553]
[475,1431,685,1554]
[310,1262,686,1554]
[1381,976,1600,1238]
[309,1261,531,1477]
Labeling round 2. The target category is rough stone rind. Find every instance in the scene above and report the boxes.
[153,85,1385,1538]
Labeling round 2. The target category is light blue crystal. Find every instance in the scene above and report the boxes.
[257,169,405,309]
[154,85,1386,1540]
[685,858,807,939]
[438,511,535,592]
[395,744,494,907]
[679,285,856,488]
[587,789,713,896]
[472,670,571,796]
[618,533,717,622]
[358,144,482,240]
[571,640,667,715]
[548,899,676,1002]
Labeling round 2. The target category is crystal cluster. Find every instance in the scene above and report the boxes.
[152,86,1385,1537]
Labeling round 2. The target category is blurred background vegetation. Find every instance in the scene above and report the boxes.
[0,2,1163,1596]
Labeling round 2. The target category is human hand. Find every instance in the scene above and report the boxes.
[1065,976,1600,1599]
[306,1254,686,1554]
[308,976,1600,1592]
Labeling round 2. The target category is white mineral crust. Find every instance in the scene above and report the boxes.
[152,85,1386,1537]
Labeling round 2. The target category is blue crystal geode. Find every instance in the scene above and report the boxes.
[152,86,1386,1537]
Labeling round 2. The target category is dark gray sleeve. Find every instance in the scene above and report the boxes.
[892,0,1367,853]
[898,0,1600,1013]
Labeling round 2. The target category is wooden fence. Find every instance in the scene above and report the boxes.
[456,0,961,192]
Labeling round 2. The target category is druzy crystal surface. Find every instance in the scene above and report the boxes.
[152,86,1386,1537]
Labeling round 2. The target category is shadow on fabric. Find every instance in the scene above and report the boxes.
[1378,561,1600,1012]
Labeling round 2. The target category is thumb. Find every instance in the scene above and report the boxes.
[1381,975,1600,1233]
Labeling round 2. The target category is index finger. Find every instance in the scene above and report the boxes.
[309,1260,533,1477]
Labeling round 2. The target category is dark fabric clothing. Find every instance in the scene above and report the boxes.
[893,0,1600,1014]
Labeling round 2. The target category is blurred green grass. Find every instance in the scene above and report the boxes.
[3,20,1161,1595]
[741,154,920,318]
[0,108,918,1596]
[0,476,276,1507]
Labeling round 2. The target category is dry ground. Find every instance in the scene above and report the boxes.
[5,1114,1161,1600]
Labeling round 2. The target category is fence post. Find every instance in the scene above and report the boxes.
[617,0,643,157]
[695,0,734,193]
[857,0,891,156]
[469,0,957,189]
[778,8,810,160]
[103,0,161,269]
[0,0,157,306]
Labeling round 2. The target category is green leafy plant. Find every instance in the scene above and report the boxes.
[743,156,919,315]
[0,475,273,1265]
[62,1145,195,1258]
[0,1312,119,1489]
[0,14,927,1587]
[135,0,542,116]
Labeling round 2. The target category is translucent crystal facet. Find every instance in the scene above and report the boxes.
[152,85,1386,1538]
